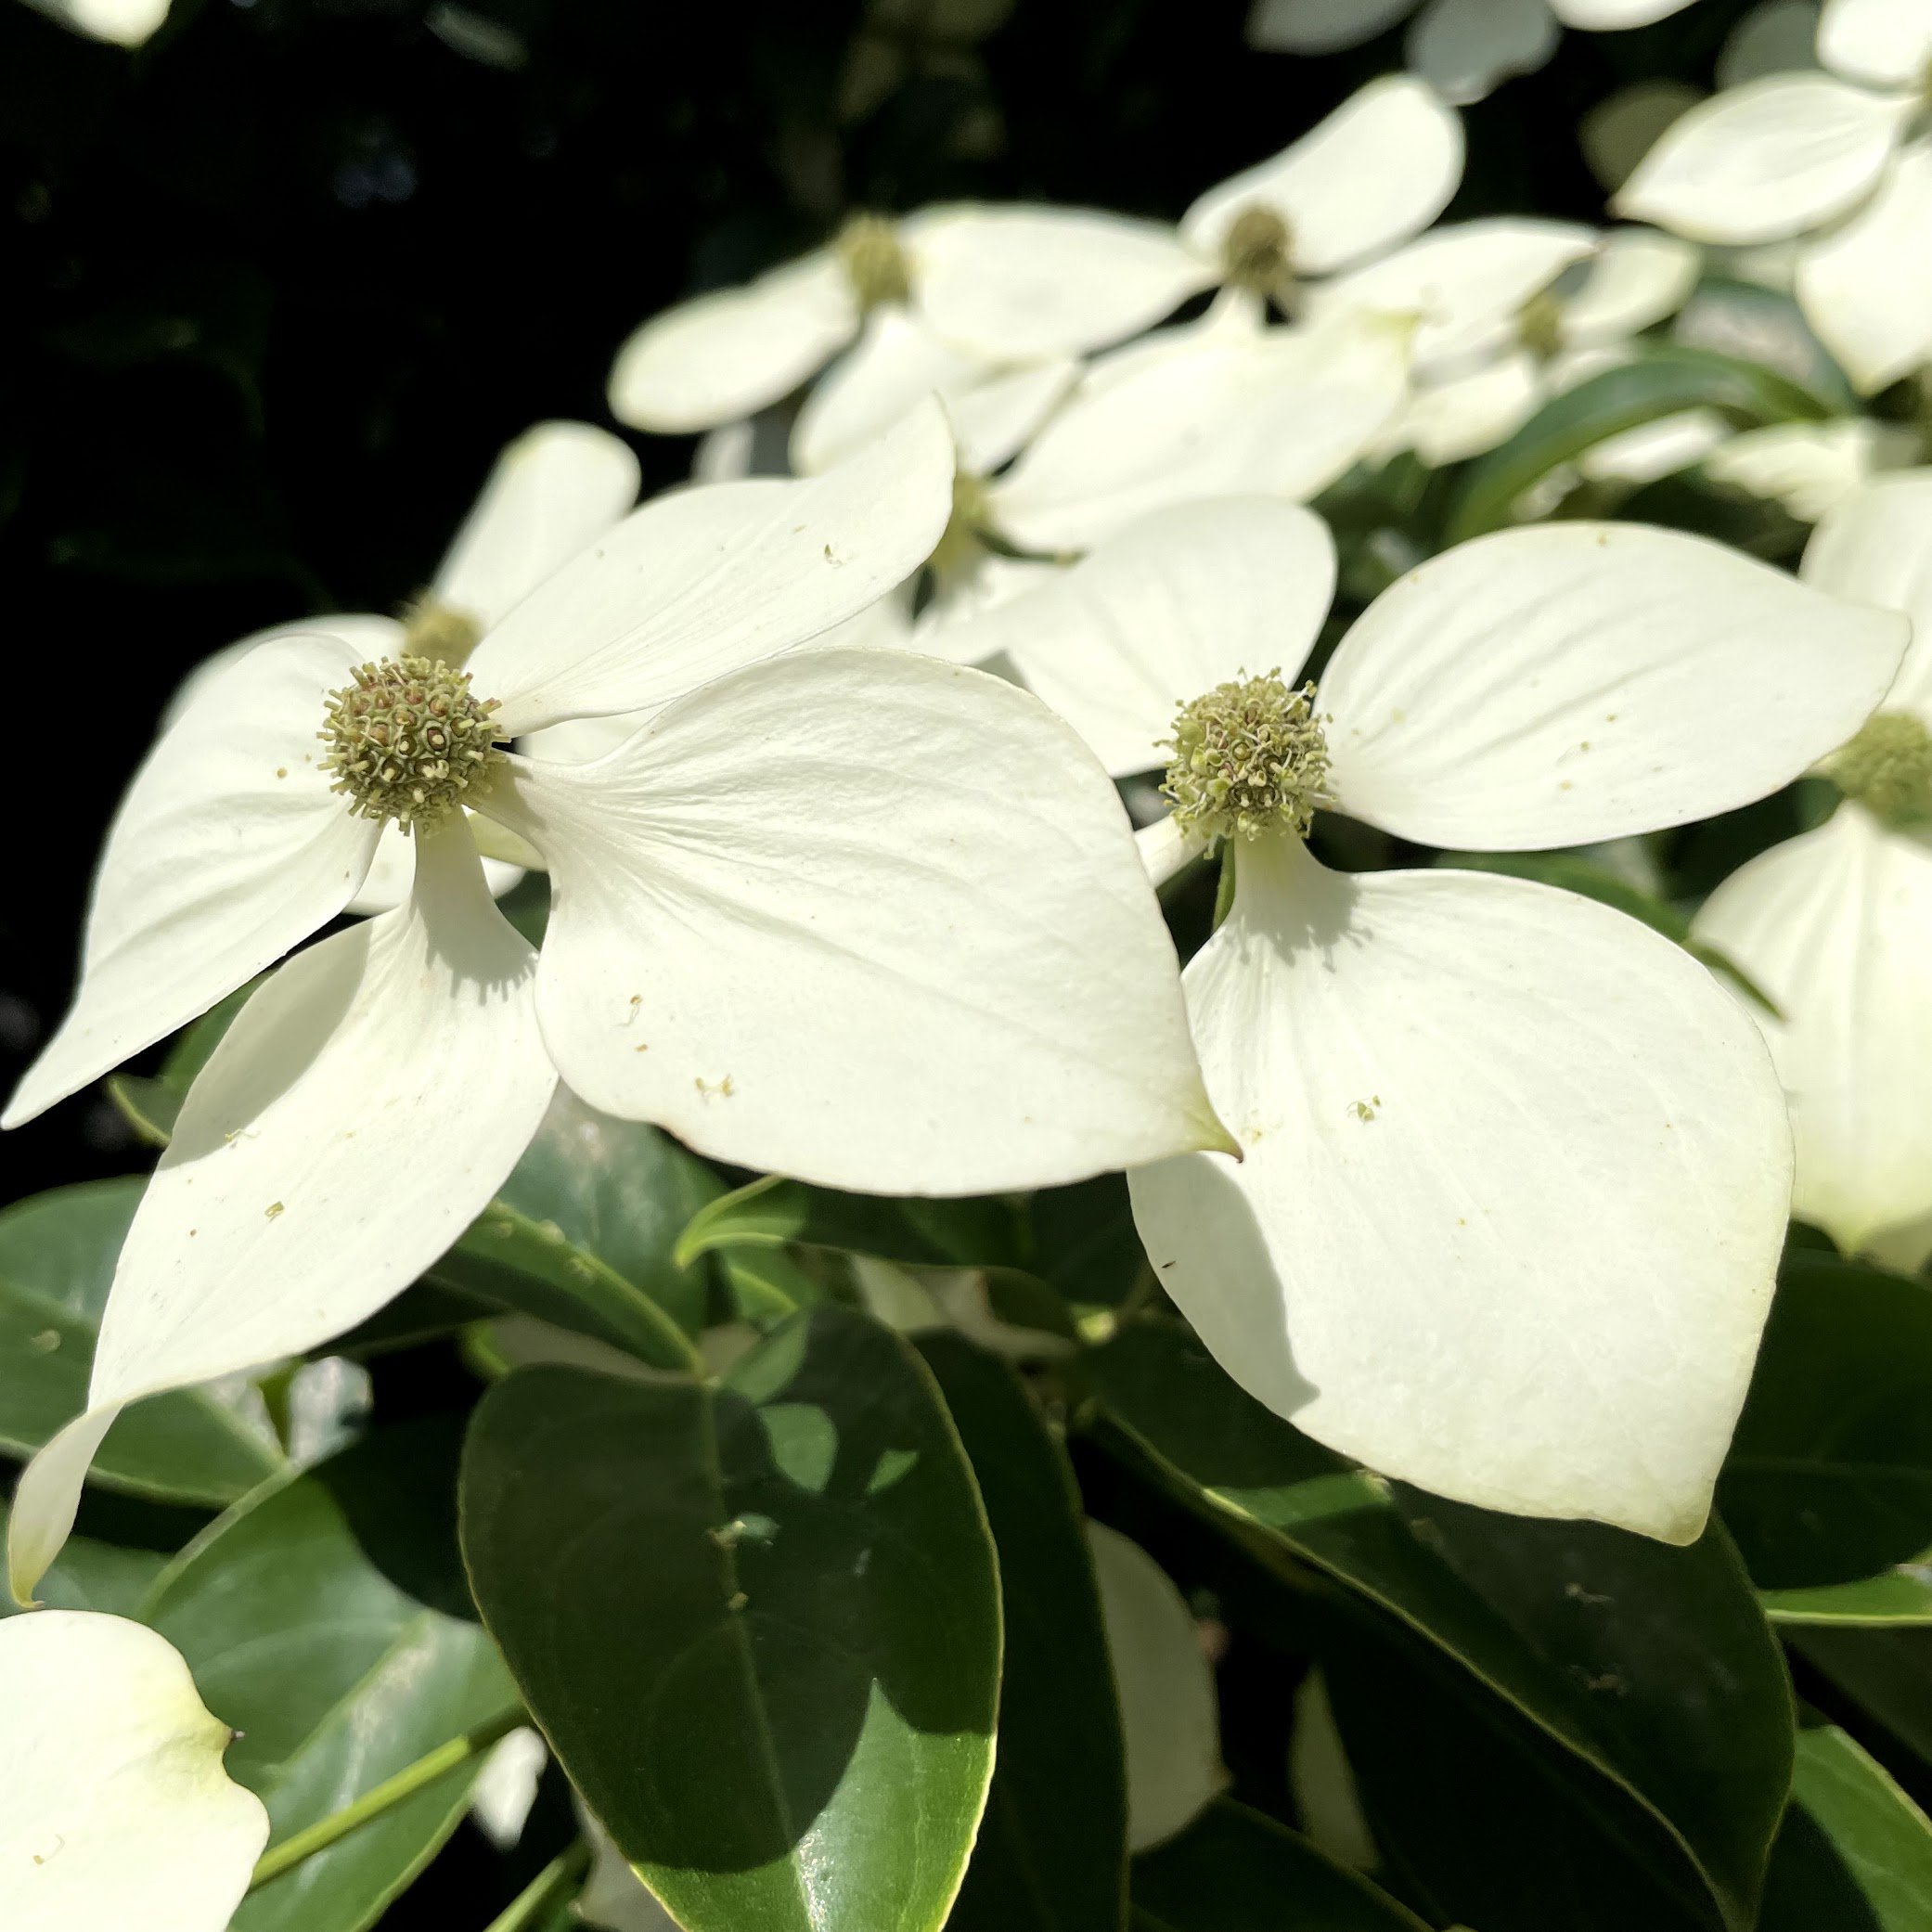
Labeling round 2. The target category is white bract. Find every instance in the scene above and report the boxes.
[166,419,640,914]
[1694,470,1932,1267]
[0,1610,268,1932]
[1086,1522,1226,1852]
[1616,4,1932,391]
[1379,224,1699,466]
[946,495,1909,1539]
[4,403,1224,1603]
[606,204,1207,434]
[18,0,170,45]
[1246,0,1707,103]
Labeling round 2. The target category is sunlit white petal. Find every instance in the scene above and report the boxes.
[988,316,1410,554]
[906,204,1209,360]
[1803,468,1932,721]
[1703,417,1908,520]
[4,632,380,1128]
[1613,73,1912,243]
[1322,522,1908,847]
[1,1611,268,1932]
[1180,76,1464,277]
[940,498,1333,777]
[1129,839,1788,1541]
[1309,218,1597,370]
[7,826,554,1602]
[1552,0,1703,21]
[1395,351,1545,466]
[1556,225,1702,344]
[1817,0,1932,87]
[607,252,860,433]
[346,818,525,915]
[1796,138,1932,392]
[490,647,1224,1194]
[470,400,954,733]
[1087,1522,1225,1852]
[431,421,641,628]
[1696,805,1932,1256]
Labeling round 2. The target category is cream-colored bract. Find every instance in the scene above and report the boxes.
[0,1610,268,1932]
[1615,36,1932,392]
[7,402,1229,1602]
[1086,1522,1226,1853]
[1690,470,1932,1268]
[969,499,1904,1538]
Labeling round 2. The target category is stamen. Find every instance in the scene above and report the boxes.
[835,213,911,310]
[1827,711,1932,827]
[318,655,505,832]
[1162,671,1333,844]
[1221,205,1294,302]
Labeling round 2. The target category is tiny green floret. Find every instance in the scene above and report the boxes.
[835,213,911,310]
[1827,710,1932,827]
[401,595,483,666]
[318,654,505,832]
[1516,289,1565,360]
[1221,205,1294,301]
[1163,671,1333,844]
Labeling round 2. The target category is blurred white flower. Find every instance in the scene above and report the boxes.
[1086,1522,1226,1851]
[1702,416,1917,520]
[18,0,168,47]
[1616,2,1932,390]
[1694,470,1932,1269]
[6,404,1226,1604]
[1,1610,268,1932]
[1378,225,1699,465]
[1247,0,1707,105]
[944,494,1908,1539]
[607,205,1205,434]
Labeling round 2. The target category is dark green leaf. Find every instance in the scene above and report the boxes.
[1719,1255,1932,1590]
[0,1504,168,1618]
[1029,1176,1146,1312]
[1323,1622,1724,1932]
[1445,345,1832,544]
[920,1333,1127,1932]
[675,1173,1028,1274]
[1763,1566,1932,1628]
[1129,1798,1430,1932]
[0,1180,283,1503]
[1792,1629,1932,1771]
[1761,1720,1932,1931]
[146,1422,517,1932]
[106,980,260,1146]
[461,1306,1000,1932]
[1088,1320,1793,1930]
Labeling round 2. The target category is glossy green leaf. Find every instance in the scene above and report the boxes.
[1763,1565,1932,1628]
[920,1333,1127,1932]
[1445,344,1832,544]
[1030,1176,1146,1313]
[146,1421,518,1932]
[674,1173,1028,1274]
[106,979,261,1146]
[1719,1255,1932,1591]
[461,1305,1001,1932]
[0,1179,283,1502]
[1791,1629,1932,1771]
[1761,1721,1932,1930]
[1129,1798,1429,1932]
[1088,1320,1792,1930]
[431,1090,715,1372]
[1323,1622,1727,1932]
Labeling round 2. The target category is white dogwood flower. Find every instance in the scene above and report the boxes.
[1247,0,1706,103]
[19,0,170,45]
[1694,469,1932,1269]
[5,404,1223,1602]
[1616,4,1932,392]
[943,494,1908,1539]
[606,205,1208,434]
[1385,225,1700,466]
[165,419,640,914]
[1,1610,268,1932]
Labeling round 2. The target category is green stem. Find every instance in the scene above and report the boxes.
[248,1709,524,1891]
[483,1841,592,1932]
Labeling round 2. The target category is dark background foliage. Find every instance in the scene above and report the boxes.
[0,0,1769,1201]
